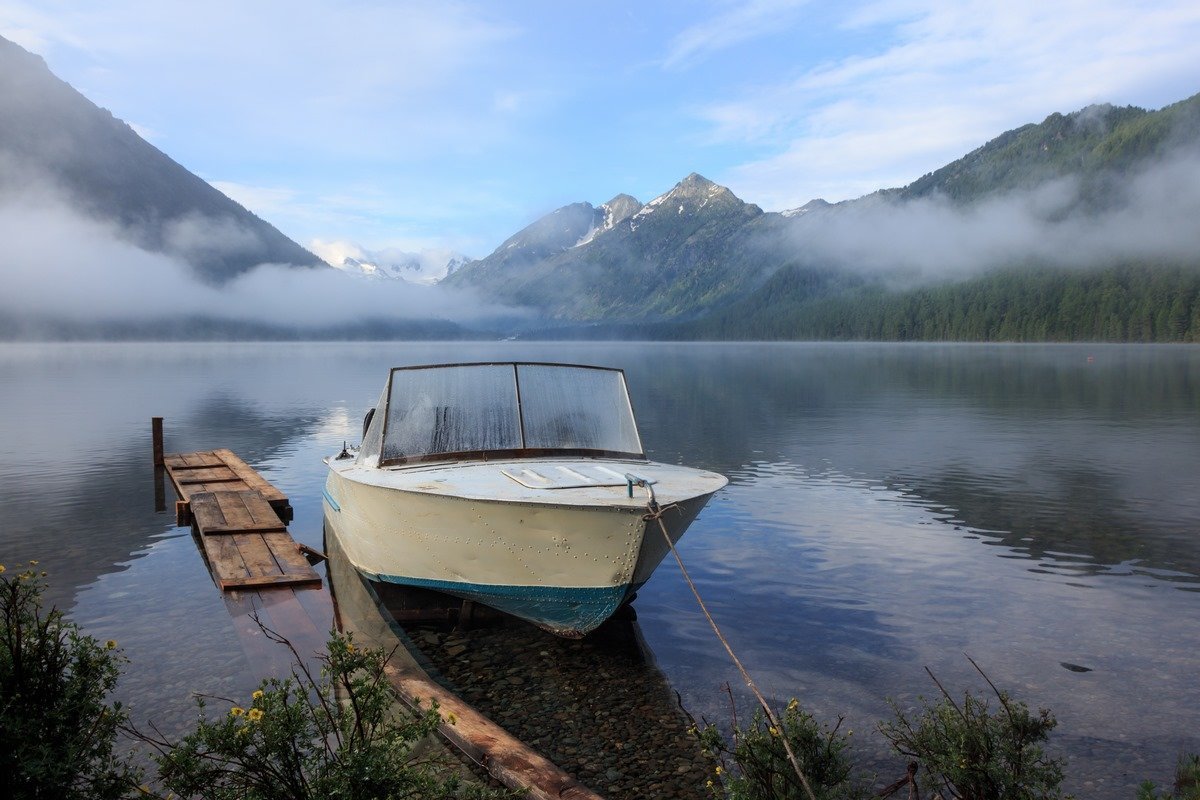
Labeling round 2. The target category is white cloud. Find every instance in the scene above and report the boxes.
[778,149,1200,282]
[0,188,515,329]
[0,1,521,159]
[663,0,812,69]
[707,0,1200,208]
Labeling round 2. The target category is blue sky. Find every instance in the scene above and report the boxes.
[3,0,1199,261]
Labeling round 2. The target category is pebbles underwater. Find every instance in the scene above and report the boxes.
[392,603,713,799]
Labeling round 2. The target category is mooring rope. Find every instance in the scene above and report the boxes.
[628,476,818,800]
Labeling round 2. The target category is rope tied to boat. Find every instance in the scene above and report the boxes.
[627,475,819,800]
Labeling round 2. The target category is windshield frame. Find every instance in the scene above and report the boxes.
[376,361,645,466]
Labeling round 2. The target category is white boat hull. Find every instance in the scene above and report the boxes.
[323,457,724,636]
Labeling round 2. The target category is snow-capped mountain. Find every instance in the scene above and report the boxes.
[444,173,764,320]
[310,240,470,285]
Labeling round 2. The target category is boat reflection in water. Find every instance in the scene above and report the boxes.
[324,525,711,800]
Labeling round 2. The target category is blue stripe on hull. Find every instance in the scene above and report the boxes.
[366,572,640,637]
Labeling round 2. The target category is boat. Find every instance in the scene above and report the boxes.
[322,362,728,637]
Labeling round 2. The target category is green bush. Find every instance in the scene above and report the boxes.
[693,697,867,800]
[0,563,141,799]
[1137,754,1200,800]
[142,630,508,800]
[878,670,1066,800]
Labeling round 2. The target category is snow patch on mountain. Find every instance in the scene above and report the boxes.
[782,198,833,218]
[310,239,470,285]
[574,194,643,247]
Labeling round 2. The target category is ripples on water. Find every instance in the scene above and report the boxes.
[1,341,1198,798]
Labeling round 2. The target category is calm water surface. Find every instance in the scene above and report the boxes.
[1,342,1198,796]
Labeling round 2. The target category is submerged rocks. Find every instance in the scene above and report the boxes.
[408,617,711,799]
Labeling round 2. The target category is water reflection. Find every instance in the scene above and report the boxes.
[324,522,711,800]
[636,458,1200,796]
[1,341,1198,799]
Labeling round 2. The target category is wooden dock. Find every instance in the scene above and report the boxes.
[152,418,603,800]
[163,448,319,591]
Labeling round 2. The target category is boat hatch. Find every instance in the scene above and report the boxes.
[500,463,657,490]
[359,363,646,467]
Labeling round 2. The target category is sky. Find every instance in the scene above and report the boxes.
[2,0,1199,260]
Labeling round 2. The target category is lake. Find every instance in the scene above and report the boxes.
[1,341,1197,797]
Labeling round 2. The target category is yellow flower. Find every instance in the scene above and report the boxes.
[715,766,724,775]
[230,707,245,717]
[247,708,264,722]
[0,564,6,573]
[768,726,779,737]
[105,640,118,650]
[706,780,714,788]
[787,698,799,712]
[252,690,264,701]
[445,711,458,725]
[28,560,38,566]
[345,641,355,653]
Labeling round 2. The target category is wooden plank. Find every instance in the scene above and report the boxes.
[384,663,601,800]
[262,532,319,575]
[177,451,224,468]
[214,449,289,504]
[214,492,259,532]
[175,500,192,527]
[201,525,288,537]
[168,460,230,471]
[218,573,324,590]
[189,492,229,530]
[244,492,286,529]
[222,592,296,679]
[235,534,284,578]
[202,533,251,584]
[190,492,286,534]
[175,466,239,484]
[259,589,326,660]
[186,481,248,496]
[292,586,335,635]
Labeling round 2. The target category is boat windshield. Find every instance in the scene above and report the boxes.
[363,362,644,466]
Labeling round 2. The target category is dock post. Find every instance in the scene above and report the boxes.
[152,417,166,512]
[152,417,164,466]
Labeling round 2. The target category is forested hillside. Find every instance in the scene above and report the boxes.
[679,264,1200,342]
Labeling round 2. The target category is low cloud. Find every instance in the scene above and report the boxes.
[0,184,522,334]
[782,148,1200,283]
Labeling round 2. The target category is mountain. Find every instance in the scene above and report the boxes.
[309,240,470,285]
[451,93,1200,340]
[0,35,322,281]
[892,96,1200,205]
[447,174,770,320]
